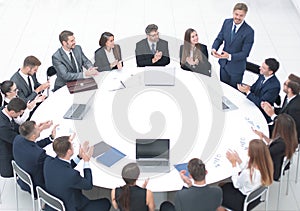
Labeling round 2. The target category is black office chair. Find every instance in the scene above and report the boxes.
[46,66,57,94]
[243,186,269,211]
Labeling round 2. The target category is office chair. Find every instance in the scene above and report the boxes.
[46,66,57,94]
[295,144,300,183]
[11,160,36,211]
[243,185,269,211]
[276,156,291,210]
[36,186,65,211]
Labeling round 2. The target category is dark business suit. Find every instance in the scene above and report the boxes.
[0,110,19,177]
[274,94,300,142]
[247,74,280,123]
[43,157,111,211]
[94,45,122,71]
[12,135,52,196]
[179,44,211,76]
[10,70,41,102]
[212,18,254,88]
[269,138,285,181]
[174,186,222,211]
[135,38,170,67]
[52,45,93,91]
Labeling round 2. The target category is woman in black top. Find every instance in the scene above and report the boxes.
[179,28,211,76]
[253,113,298,180]
[111,163,155,211]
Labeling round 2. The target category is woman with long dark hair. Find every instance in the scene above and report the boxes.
[94,32,123,71]
[179,28,211,76]
[253,113,298,180]
[111,163,155,211]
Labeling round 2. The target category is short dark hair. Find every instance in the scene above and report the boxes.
[0,80,14,96]
[288,74,300,85]
[99,32,114,47]
[23,56,41,68]
[265,58,279,73]
[7,98,26,112]
[53,136,71,158]
[19,121,36,138]
[145,24,158,35]
[59,30,73,44]
[287,80,300,95]
[188,158,206,181]
[233,3,248,13]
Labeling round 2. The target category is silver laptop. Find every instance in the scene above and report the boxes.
[222,96,238,111]
[63,93,95,120]
[136,139,170,173]
[144,66,175,86]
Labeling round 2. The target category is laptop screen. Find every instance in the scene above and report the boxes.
[136,139,170,159]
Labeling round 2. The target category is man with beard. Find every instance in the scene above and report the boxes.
[52,30,98,91]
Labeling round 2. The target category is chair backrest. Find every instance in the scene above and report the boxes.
[11,160,34,194]
[36,186,65,211]
[243,186,268,211]
[47,66,57,78]
[246,61,260,75]
[280,156,290,179]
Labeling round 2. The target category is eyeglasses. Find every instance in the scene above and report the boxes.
[149,32,159,37]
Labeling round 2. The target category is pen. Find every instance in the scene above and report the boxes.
[120,81,126,88]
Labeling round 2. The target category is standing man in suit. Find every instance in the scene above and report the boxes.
[11,56,49,103]
[160,158,222,211]
[135,24,170,67]
[261,74,300,141]
[52,30,98,91]
[13,120,57,196]
[238,58,280,122]
[212,3,254,88]
[44,136,111,211]
[0,98,26,177]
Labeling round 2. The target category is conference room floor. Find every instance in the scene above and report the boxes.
[1,0,300,210]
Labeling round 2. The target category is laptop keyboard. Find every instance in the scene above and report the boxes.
[71,104,86,118]
[138,160,169,166]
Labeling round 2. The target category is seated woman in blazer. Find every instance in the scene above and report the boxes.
[179,28,211,76]
[94,32,123,71]
[253,113,298,181]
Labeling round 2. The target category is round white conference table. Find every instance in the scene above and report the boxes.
[33,67,268,192]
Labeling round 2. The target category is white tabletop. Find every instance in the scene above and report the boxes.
[32,67,268,192]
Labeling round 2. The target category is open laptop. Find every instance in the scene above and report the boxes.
[222,96,238,111]
[63,92,95,120]
[144,66,175,86]
[136,139,170,173]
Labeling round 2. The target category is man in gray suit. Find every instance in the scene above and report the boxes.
[11,56,49,103]
[52,30,98,91]
[135,24,170,67]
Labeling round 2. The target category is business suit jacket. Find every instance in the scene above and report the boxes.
[269,137,285,181]
[179,44,211,76]
[0,110,19,177]
[52,45,93,91]
[175,185,222,211]
[94,45,122,71]
[135,38,170,67]
[275,94,300,142]
[10,70,41,102]
[247,74,280,122]
[212,18,254,76]
[12,135,52,195]
[44,156,93,211]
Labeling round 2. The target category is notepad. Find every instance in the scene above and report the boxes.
[96,147,126,167]
[174,163,189,176]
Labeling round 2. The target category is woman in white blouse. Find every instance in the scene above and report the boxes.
[94,32,123,71]
[218,139,273,211]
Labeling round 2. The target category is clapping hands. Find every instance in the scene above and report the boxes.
[79,141,94,162]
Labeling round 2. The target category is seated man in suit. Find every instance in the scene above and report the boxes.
[261,74,300,141]
[43,136,111,211]
[13,120,57,196]
[10,56,49,103]
[238,58,280,123]
[0,98,26,177]
[52,30,98,91]
[135,24,170,67]
[160,158,222,211]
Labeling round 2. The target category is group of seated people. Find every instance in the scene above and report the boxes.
[1,9,300,210]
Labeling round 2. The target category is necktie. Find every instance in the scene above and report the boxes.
[27,76,33,91]
[10,118,16,129]
[151,43,156,54]
[231,24,237,42]
[258,76,265,90]
[69,52,78,72]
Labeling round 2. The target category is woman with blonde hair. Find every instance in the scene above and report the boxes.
[253,113,298,180]
[111,163,155,211]
[218,139,273,211]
